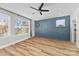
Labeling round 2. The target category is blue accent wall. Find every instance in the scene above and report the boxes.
[35,16,70,41]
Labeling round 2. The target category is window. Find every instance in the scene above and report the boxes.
[56,19,65,27]
[15,16,30,34]
[0,13,10,37]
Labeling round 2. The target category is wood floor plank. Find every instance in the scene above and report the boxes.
[0,37,78,56]
[24,40,79,56]
[4,46,23,56]
[30,38,79,52]
[14,45,32,56]
[19,42,66,56]
[16,43,49,56]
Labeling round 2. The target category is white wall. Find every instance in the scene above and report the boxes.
[0,8,31,49]
[70,4,79,48]
[31,20,35,37]
[70,12,76,43]
[0,3,78,20]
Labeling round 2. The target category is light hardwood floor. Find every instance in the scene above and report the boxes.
[0,37,79,56]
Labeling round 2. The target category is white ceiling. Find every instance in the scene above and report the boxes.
[0,3,78,20]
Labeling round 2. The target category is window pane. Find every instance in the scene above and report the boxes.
[15,17,30,34]
[56,19,65,27]
[0,13,10,37]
